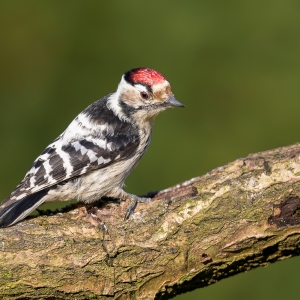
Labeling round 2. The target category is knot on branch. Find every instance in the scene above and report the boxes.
[268,195,300,227]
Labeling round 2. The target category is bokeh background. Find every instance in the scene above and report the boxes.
[1,1,300,299]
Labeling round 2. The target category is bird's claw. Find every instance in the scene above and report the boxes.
[124,195,152,220]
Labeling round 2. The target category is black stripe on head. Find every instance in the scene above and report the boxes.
[124,68,142,86]
[123,68,152,92]
[123,67,166,90]
[124,71,153,94]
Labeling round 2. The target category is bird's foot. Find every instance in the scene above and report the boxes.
[124,194,152,220]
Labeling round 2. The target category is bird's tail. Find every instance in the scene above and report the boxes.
[0,189,49,228]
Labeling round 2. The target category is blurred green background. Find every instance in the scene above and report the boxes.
[1,1,300,299]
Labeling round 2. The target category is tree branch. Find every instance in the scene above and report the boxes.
[1,144,300,299]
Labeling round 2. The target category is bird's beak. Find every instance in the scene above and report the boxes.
[167,96,185,108]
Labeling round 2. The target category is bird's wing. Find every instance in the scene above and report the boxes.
[2,112,140,206]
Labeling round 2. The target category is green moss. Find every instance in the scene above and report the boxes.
[1,270,13,280]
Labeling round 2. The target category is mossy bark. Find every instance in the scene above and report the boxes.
[1,144,300,299]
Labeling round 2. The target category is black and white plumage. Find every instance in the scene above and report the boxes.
[0,67,184,227]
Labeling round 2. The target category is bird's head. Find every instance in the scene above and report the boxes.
[109,68,184,122]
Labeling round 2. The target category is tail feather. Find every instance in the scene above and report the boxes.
[0,189,49,228]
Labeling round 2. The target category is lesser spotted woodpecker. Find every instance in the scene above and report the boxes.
[0,68,184,227]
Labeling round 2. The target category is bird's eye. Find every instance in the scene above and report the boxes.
[140,91,149,100]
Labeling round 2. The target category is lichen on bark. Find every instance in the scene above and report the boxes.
[1,144,300,299]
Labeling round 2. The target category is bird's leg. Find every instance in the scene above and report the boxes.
[123,193,152,220]
[109,189,152,219]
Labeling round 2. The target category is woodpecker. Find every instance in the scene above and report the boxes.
[0,68,184,227]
